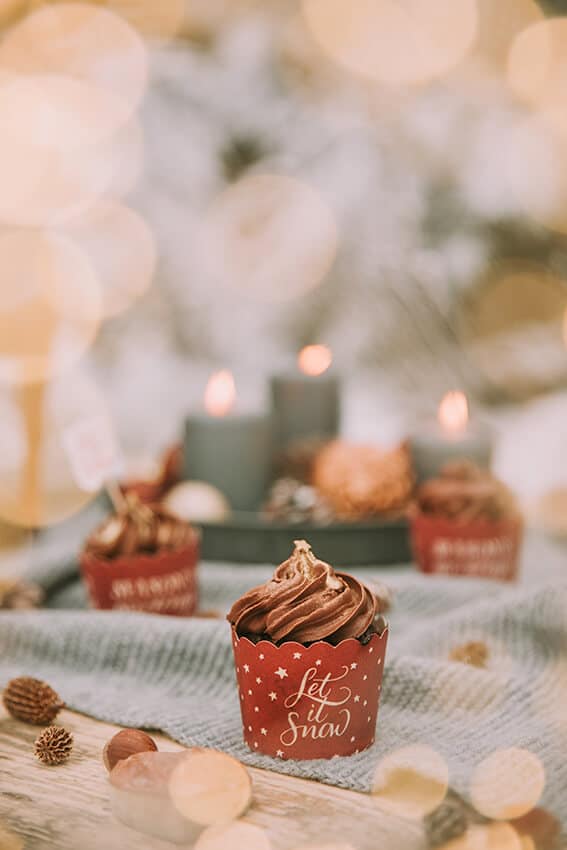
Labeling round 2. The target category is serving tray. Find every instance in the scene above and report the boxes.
[198,514,411,566]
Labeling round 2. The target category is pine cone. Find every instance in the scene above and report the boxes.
[3,677,64,725]
[34,726,73,766]
[0,578,43,610]
[449,641,489,669]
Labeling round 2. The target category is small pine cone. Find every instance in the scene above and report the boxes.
[449,641,489,669]
[34,726,73,766]
[424,796,469,848]
[3,677,64,725]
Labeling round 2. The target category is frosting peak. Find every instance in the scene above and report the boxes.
[227,540,377,644]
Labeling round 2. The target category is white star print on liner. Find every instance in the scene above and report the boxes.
[268,692,277,701]
[315,659,322,666]
[276,750,284,758]
[261,728,267,735]
[354,695,360,702]
[256,677,262,684]
[275,667,288,679]
[350,662,357,669]
[293,652,302,659]
[259,654,265,660]
[243,664,250,673]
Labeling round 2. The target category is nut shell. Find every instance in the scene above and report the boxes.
[103,729,158,772]
[3,677,64,725]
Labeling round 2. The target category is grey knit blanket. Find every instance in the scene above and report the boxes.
[1,515,566,830]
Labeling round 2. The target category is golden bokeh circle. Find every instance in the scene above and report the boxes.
[0,74,143,227]
[194,823,271,850]
[301,0,478,86]
[507,19,567,139]
[469,748,545,820]
[0,369,110,528]
[61,200,156,318]
[473,0,542,71]
[371,744,449,819]
[169,751,252,827]
[457,262,567,400]
[291,844,356,850]
[0,3,148,124]
[440,823,523,850]
[200,174,338,303]
[0,229,101,385]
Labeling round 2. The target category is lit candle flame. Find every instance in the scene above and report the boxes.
[204,370,236,417]
[298,344,332,377]
[438,391,469,434]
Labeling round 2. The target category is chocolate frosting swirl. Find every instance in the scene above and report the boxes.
[85,495,195,559]
[227,540,377,644]
[416,461,519,522]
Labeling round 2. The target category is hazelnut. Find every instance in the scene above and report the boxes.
[103,729,158,772]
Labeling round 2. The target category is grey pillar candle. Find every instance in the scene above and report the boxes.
[270,345,340,449]
[183,371,272,512]
[408,392,493,483]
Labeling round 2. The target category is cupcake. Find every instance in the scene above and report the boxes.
[410,461,523,581]
[80,495,200,615]
[227,540,388,760]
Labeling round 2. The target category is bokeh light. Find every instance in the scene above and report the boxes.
[0,230,101,386]
[301,0,478,86]
[469,748,545,820]
[291,844,356,850]
[473,0,543,71]
[371,744,449,818]
[61,201,156,318]
[104,0,186,40]
[169,751,252,827]
[439,823,523,850]
[199,174,338,303]
[507,19,567,138]
[194,823,271,850]
[458,262,567,399]
[0,369,110,527]
[0,3,148,125]
[0,75,144,228]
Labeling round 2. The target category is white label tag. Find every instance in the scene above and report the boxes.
[63,415,123,492]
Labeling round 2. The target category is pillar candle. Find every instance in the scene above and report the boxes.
[270,345,340,450]
[183,370,272,512]
[408,391,493,484]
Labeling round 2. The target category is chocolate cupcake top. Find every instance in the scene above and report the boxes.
[416,461,519,522]
[227,540,383,644]
[85,495,196,559]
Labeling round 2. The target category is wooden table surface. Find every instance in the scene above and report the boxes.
[0,707,424,850]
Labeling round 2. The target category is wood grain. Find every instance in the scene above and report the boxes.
[0,707,424,850]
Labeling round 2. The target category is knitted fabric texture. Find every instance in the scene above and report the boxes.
[1,554,566,827]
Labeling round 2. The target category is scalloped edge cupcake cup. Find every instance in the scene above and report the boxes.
[231,625,388,760]
[80,535,200,616]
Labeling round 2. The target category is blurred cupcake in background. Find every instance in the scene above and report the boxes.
[80,495,199,615]
[411,461,523,582]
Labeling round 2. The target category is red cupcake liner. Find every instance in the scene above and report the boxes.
[410,512,523,582]
[232,626,388,760]
[80,537,200,616]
